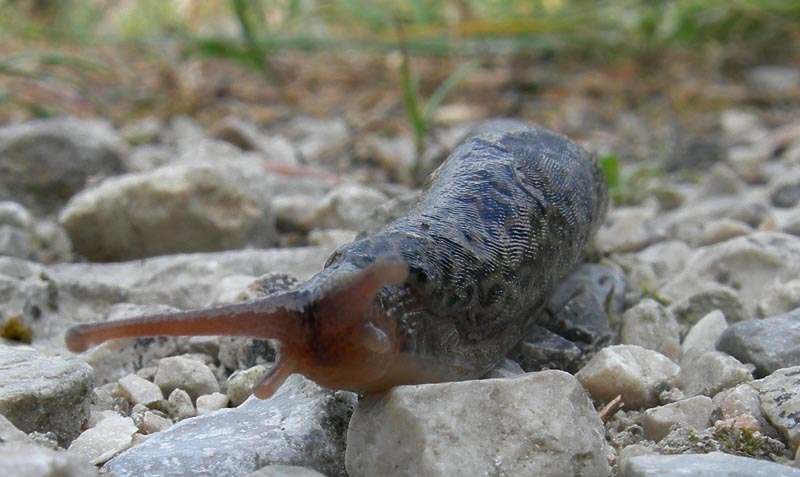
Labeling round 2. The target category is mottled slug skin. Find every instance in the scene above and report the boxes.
[306,119,608,380]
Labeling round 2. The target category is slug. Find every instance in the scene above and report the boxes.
[65,119,608,400]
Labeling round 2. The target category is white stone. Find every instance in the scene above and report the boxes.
[620,299,681,361]
[196,392,229,414]
[699,219,753,246]
[154,356,219,402]
[576,345,680,410]
[117,374,164,406]
[346,371,609,477]
[757,279,800,317]
[641,396,715,442]
[67,413,138,465]
[678,348,752,398]
[596,205,666,254]
[662,232,800,317]
[681,310,728,355]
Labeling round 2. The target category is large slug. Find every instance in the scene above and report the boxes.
[65,119,608,399]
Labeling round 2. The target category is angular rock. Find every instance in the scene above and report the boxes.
[678,349,752,398]
[508,325,581,372]
[139,411,172,434]
[104,375,356,477]
[118,374,164,406]
[166,388,195,421]
[641,396,714,442]
[681,310,728,355]
[699,219,753,246]
[154,356,220,402]
[0,118,125,214]
[668,283,748,326]
[617,240,692,291]
[67,412,138,465]
[624,452,800,477]
[757,279,800,317]
[753,366,800,453]
[0,443,99,477]
[662,232,800,317]
[60,159,277,261]
[717,308,800,376]
[620,299,680,361]
[576,345,680,410]
[346,371,609,477]
[0,346,93,446]
[595,205,667,254]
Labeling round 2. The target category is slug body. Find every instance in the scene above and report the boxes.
[66,120,608,399]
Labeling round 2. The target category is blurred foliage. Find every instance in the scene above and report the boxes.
[1,0,797,61]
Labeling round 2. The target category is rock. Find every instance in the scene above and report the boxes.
[717,308,800,376]
[534,262,624,358]
[753,366,800,453]
[678,348,752,398]
[665,198,772,244]
[0,413,34,444]
[246,465,328,477]
[668,283,748,326]
[771,178,800,208]
[139,411,172,434]
[124,144,173,172]
[482,357,525,379]
[618,240,692,290]
[694,164,743,199]
[196,392,229,414]
[211,116,300,166]
[104,375,356,477]
[154,356,220,402]
[745,65,800,96]
[227,364,271,406]
[356,190,420,236]
[355,134,416,183]
[0,118,125,214]
[118,373,164,406]
[757,279,800,317]
[624,452,800,477]
[508,325,582,372]
[641,396,714,442]
[576,345,681,410]
[67,411,138,465]
[0,443,99,477]
[0,201,32,228]
[699,219,753,246]
[0,224,32,259]
[162,115,207,150]
[719,110,768,145]
[0,346,93,446]
[620,299,681,361]
[662,232,800,317]
[288,117,350,164]
[277,183,388,233]
[596,205,667,254]
[119,116,163,146]
[784,209,800,237]
[60,159,277,261]
[346,371,609,477]
[166,388,195,421]
[681,310,728,354]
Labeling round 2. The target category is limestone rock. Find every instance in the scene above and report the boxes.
[0,346,93,446]
[576,345,680,410]
[346,371,609,477]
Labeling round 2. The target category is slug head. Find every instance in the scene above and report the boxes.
[65,257,409,400]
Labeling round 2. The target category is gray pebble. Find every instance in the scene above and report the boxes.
[717,308,800,376]
[624,451,800,477]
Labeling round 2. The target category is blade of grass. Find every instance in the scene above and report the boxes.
[231,0,275,82]
[422,60,477,123]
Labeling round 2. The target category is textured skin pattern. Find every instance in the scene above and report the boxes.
[304,119,608,380]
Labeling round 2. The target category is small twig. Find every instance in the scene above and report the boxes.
[598,395,624,422]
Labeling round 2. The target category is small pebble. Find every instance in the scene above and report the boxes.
[154,355,220,401]
[118,374,164,406]
[620,299,680,361]
[196,392,229,415]
[678,348,752,398]
[67,412,137,465]
[624,451,800,477]
[139,411,172,434]
[576,345,680,410]
[717,308,800,376]
[167,388,196,421]
[640,395,714,442]
[681,310,728,355]
[227,364,271,406]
